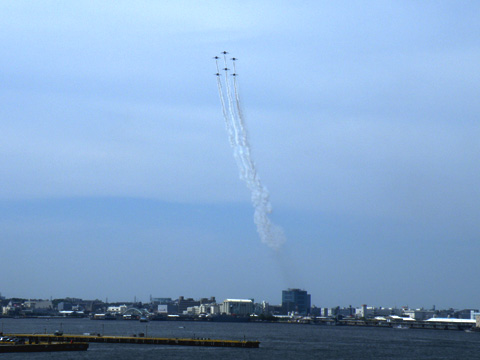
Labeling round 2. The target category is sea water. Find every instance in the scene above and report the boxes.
[1,318,479,359]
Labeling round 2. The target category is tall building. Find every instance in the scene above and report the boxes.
[282,288,311,315]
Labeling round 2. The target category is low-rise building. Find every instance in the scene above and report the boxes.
[402,308,435,321]
[24,300,53,310]
[470,311,480,320]
[178,296,200,314]
[157,304,168,314]
[199,303,219,315]
[107,305,127,314]
[184,302,220,315]
[455,309,479,319]
[23,300,54,315]
[355,305,402,319]
[57,302,73,311]
[3,301,22,316]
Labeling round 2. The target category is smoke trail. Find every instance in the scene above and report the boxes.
[231,60,246,143]
[222,55,250,181]
[231,67,253,176]
[215,59,235,147]
[214,53,286,250]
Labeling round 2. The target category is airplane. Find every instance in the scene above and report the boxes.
[231,73,238,76]
[213,56,220,59]
[223,68,230,71]
[231,57,238,61]
[221,51,228,55]
[215,73,220,76]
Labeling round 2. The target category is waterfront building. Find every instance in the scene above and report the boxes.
[355,304,369,319]
[107,304,127,314]
[57,302,73,311]
[455,309,479,319]
[326,306,355,318]
[281,289,311,315]
[23,300,54,316]
[402,308,435,321]
[151,297,176,314]
[24,300,53,310]
[82,300,105,313]
[3,301,20,316]
[177,296,200,314]
[254,301,271,315]
[184,302,219,315]
[151,297,173,305]
[199,303,219,315]
[355,305,402,319]
[319,308,329,317]
[199,297,216,304]
[310,305,321,316]
[157,304,168,313]
[220,299,254,316]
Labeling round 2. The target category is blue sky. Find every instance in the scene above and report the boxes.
[1,1,479,309]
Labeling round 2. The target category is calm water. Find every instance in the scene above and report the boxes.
[1,318,479,359]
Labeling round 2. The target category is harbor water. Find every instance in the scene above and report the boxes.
[1,318,479,359]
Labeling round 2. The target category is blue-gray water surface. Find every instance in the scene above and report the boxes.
[1,318,479,359]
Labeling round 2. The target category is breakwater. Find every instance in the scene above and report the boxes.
[0,342,88,353]
[293,318,477,331]
[5,333,260,348]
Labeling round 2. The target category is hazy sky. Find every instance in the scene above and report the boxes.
[1,1,479,309]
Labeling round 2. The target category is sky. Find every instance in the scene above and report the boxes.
[1,1,479,309]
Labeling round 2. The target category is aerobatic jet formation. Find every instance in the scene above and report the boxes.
[212,52,286,251]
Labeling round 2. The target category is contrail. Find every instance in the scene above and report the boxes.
[214,52,286,250]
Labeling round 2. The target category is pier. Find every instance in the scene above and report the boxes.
[5,333,260,348]
[312,318,476,331]
[0,342,89,353]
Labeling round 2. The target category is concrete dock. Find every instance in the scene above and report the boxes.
[6,334,260,348]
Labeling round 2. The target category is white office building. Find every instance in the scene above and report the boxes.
[220,299,254,315]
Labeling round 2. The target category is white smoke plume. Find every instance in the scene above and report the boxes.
[214,53,286,250]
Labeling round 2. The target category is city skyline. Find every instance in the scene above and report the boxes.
[0,288,474,312]
[1,2,479,309]
[3,289,478,315]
